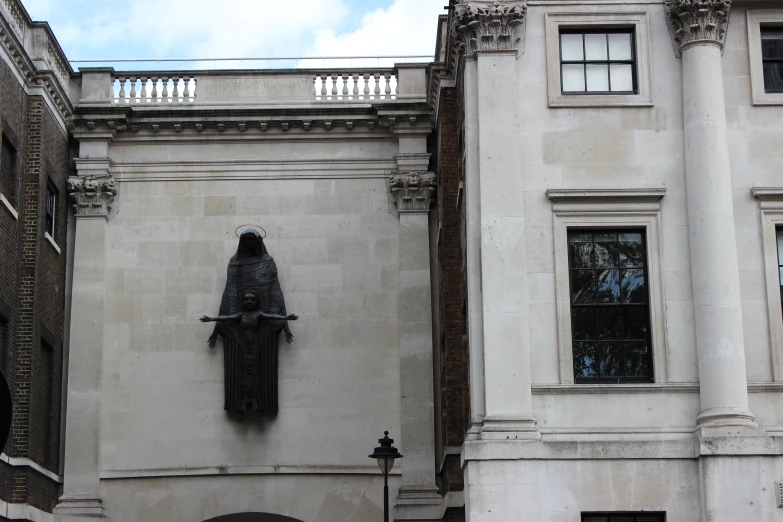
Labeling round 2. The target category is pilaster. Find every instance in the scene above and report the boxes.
[54,158,115,521]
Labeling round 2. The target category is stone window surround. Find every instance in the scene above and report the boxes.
[751,187,783,381]
[547,189,667,385]
[545,7,654,108]
[747,9,783,106]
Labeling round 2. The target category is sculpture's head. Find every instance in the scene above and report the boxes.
[241,230,259,251]
[242,291,259,311]
[234,228,267,260]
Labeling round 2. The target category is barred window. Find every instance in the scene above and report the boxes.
[560,30,637,94]
[45,182,57,237]
[568,230,653,383]
[583,513,665,522]
[761,27,783,93]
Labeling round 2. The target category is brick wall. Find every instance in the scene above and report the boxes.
[0,54,69,512]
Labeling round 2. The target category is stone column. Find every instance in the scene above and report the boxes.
[453,0,538,439]
[389,170,442,516]
[54,162,117,521]
[666,0,756,432]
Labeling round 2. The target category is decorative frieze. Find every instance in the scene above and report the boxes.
[67,175,118,217]
[389,171,436,213]
[452,1,527,55]
[665,0,732,50]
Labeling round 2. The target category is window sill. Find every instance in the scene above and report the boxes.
[751,93,783,106]
[44,232,61,254]
[549,93,653,108]
[0,193,18,220]
[532,383,699,395]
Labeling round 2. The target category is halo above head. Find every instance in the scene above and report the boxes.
[234,225,267,239]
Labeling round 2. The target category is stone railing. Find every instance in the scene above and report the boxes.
[77,65,427,107]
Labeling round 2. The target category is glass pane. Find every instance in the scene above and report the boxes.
[620,234,644,267]
[599,343,623,376]
[763,62,783,93]
[761,28,783,59]
[779,267,783,286]
[586,64,609,92]
[623,307,649,340]
[570,232,592,243]
[572,270,596,304]
[596,269,620,303]
[621,269,646,303]
[598,307,623,340]
[608,33,633,60]
[777,229,783,265]
[570,241,593,269]
[561,33,584,60]
[562,64,585,92]
[595,233,617,242]
[585,33,608,60]
[595,239,618,268]
[572,307,597,340]
[625,342,650,376]
[610,64,634,92]
[574,342,598,377]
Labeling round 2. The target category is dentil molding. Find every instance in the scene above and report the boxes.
[389,171,436,213]
[67,175,118,218]
[665,0,732,51]
[452,0,527,55]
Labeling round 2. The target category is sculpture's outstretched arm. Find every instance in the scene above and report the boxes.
[258,312,298,322]
[200,314,241,323]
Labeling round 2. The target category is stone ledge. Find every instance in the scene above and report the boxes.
[532,383,699,394]
[0,192,18,220]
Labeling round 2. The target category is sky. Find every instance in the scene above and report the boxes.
[20,0,447,69]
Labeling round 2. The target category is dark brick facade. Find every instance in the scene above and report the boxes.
[0,49,70,514]
[435,83,469,522]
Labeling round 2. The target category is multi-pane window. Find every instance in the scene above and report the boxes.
[582,513,665,522]
[45,182,57,237]
[560,30,636,94]
[568,230,653,383]
[777,228,783,322]
[762,27,783,93]
[1,134,18,207]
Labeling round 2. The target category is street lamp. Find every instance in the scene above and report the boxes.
[369,431,403,522]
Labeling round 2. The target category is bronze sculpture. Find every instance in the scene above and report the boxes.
[202,228,297,422]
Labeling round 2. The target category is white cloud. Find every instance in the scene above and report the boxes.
[308,0,445,59]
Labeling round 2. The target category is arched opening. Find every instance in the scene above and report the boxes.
[203,515,304,522]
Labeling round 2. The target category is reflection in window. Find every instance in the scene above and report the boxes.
[761,27,783,93]
[560,30,636,94]
[568,230,653,383]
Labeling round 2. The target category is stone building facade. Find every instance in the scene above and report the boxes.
[2,0,783,520]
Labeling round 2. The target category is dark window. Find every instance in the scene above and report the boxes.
[560,30,637,94]
[762,27,783,93]
[0,315,7,375]
[568,230,653,383]
[582,513,665,522]
[45,182,57,237]
[41,340,55,469]
[777,227,783,322]
[1,134,18,207]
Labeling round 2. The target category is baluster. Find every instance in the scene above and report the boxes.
[130,77,138,104]
[173,76,180,102]
[373,73,381,99]
[363,74,370,99]
[162,77,169,102]
[384,73,392,99]
[341,74,349,98]
[140,77,148,103]
[331,75,337,100]
[352,74,359,99]
[192,77,197,101]
[320,74,327,100]
[183,76,190,101]
[151,77,159,102]
[117,78,125,104]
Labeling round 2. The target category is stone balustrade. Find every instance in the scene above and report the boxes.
[313,71,397,101]
[112,75,197,104]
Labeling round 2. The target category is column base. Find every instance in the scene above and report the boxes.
[480,414,541,440]
[695,407,761,437]
[53,494,107,520]
[395,486,444,521]
[465,416,484,441]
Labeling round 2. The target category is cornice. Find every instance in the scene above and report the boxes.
[452,1,527,56]
[665,0,732,51]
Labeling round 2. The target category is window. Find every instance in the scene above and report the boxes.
[45,182,57,237]
[560,30,636,94]
[777,228,783,322]
[1,133,18,208]
[582,513,665,522]
[0,315,7,375]
[762,27,783,93]
[747,11,783,105]
[568,230,653,383]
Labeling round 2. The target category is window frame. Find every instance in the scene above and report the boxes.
[548,189,668,385]
[45,181,57,238]
[761,27,783,94]
[0,132,19,218]
[567,229,655,384]
[747,10,783,106]
[582,512,666,522]
[545,7,653,108]
[559,29,639,96]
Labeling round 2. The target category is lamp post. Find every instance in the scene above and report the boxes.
[369,431,403,522]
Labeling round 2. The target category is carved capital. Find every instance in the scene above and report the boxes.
[665,0,732,51]
[452,1,527,56]
[389,171,436,213]
[67,175,118,218]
